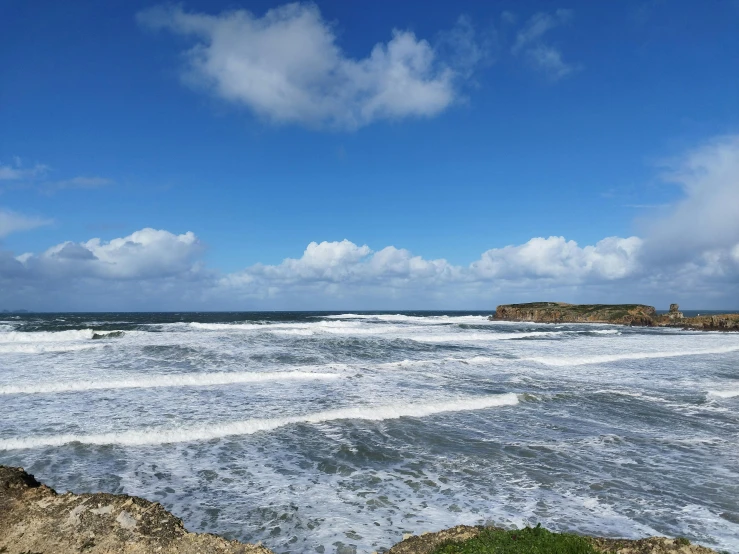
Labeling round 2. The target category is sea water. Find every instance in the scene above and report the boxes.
[0,312,737,553]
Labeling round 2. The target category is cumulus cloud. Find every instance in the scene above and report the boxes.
[511,9,579,80]
[221,241,459,301]
[138,3,485,129]
[471,236,643,282]
[646,135,739,262]
[16,228,205,280]
[0,208,52,238]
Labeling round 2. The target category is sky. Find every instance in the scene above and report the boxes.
[1,0,738,311]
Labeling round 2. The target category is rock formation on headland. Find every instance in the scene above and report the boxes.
[489,302,739,331]
[0,466,720,553]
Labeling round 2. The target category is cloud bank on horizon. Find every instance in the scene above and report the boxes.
[2,135,738,310]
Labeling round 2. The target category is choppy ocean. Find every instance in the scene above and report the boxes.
[1,312,738,553]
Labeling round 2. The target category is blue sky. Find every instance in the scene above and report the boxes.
[1,0,738,310]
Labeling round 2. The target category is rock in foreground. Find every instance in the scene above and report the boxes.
[389,525,718,554]
[0,465,273,554]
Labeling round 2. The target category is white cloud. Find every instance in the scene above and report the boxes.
[223,240,458,297]
[138,3,484,129]
[511,9,579,80]
[0,161,48,181]
[0,208,52,238]
[645,135,739,262]
[471,236,643,282]
[17,228,205,280]
[0,157,112,191]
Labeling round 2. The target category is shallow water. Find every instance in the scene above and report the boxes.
[1,312,737,553]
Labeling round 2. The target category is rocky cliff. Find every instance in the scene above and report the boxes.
[491,302,657,326]
[490,302,739,331]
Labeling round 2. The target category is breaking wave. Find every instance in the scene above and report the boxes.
[0,329,124,343]
[0,371,341,395]
[707,389,739,399]
[526,346,739,366]
[0,393,519,450]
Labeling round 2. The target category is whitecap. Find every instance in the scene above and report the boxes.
[0,393,519,450]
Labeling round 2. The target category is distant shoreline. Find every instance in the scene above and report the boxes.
[490,302,739,332]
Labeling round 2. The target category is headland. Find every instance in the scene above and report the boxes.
[489,303,739,331]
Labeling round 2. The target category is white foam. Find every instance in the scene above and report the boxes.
[527,345,739,366]
[707,389,739,398]
[0,393,518,450]
[0,371,341,395]
[409,331,561,342]
[377,355,503,369]
[0,329,99,342]
[323,314,492,325]
[189,322,263,331]
[0,343,102,354]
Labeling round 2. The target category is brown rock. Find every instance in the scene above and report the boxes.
[387,526,719,554]
[0,465,273,554]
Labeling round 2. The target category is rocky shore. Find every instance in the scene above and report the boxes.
[0,466,720,554]
[489,302,739,331]
[0,465,270,554]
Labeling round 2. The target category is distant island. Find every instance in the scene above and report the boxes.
[490,303,739,331]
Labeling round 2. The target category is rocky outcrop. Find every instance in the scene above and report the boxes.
[490,302,739,331]
[0,466,273,554]
[491,302,657,326]
[389,525,718,554]
[662,313,739,331]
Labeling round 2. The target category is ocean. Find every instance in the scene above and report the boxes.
[1,312,737,553]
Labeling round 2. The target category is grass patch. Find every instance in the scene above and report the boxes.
[431,525,600,554]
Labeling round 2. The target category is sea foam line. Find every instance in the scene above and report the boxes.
[0,371,340,395]
[0,393,519,450]
[526,346,739,366]
[707,389,739,399]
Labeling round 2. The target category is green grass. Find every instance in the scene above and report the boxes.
[431,525,600,554]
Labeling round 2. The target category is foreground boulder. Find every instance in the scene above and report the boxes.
[0,465,273,554]
[388,525,718,554]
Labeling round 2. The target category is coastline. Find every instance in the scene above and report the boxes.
[489,303,739,331]
[0,465,719,554]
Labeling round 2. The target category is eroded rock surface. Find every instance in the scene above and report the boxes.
[388,526,719,554]
[0,465,273,554]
